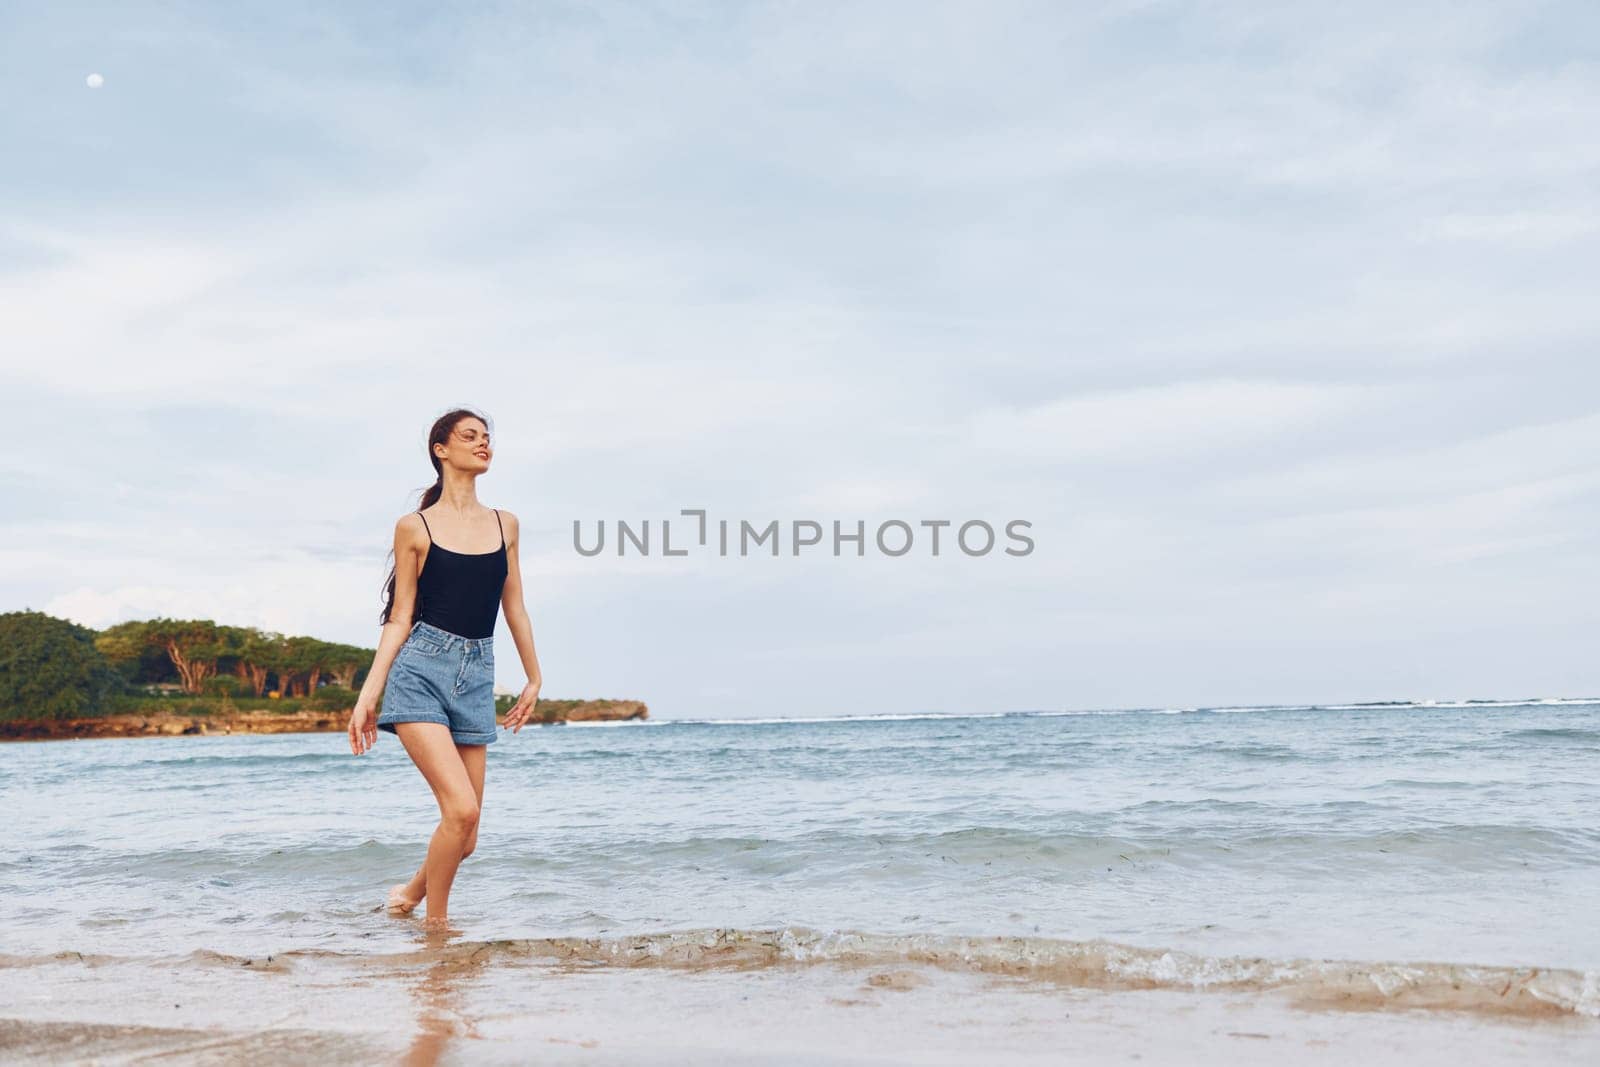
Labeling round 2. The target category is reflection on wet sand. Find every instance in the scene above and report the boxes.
[396,922,487,1067]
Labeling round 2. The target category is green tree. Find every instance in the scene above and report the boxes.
[275,634,318,697]
[97,617,222,695]
[0,610,125,721]
[272,635,373,697]
[326,642,372,689]
[221,625,281,697]
[96,619,174,686]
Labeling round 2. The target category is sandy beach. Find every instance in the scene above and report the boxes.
[4,936,1598,1065]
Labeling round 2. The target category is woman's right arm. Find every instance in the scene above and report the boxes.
[349,515,424,754]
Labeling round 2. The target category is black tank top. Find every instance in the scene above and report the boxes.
[414,508,508,639]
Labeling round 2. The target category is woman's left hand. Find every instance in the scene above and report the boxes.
[503,680,542,733]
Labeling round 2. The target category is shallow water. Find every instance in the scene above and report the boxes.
[4,699,1599,1014]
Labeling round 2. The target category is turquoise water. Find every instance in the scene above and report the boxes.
[5,700,1599,979]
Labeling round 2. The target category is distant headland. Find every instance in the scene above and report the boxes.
[0,609,646,742]
[0,699,648,742]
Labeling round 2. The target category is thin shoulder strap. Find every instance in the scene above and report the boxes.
[494,508,505,549]
[416,510,433,543]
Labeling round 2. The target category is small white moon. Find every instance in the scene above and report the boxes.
[86,73,104,89]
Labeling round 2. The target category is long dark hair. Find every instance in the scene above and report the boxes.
[379,407,494,625]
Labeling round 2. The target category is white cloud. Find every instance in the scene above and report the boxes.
[967,380,1373,463]
[1420,212,1600,247]
[2,1,1598,713]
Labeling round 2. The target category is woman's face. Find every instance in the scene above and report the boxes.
[436,419,492,470]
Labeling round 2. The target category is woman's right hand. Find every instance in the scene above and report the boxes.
[348,696,379,755]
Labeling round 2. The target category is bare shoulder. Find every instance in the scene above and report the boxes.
[495,508,521,540]
[393,511,428,547]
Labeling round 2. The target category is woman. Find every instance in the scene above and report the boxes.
[348,408,543,929]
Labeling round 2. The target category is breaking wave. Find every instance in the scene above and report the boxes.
[13,927,1594,1020]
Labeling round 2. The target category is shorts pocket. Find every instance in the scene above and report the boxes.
[408,633,448,656]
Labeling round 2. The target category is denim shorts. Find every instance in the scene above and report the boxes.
[378,621,498,745]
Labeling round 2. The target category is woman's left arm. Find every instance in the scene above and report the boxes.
[498,509,543,733]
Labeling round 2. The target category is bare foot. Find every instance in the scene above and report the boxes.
[420,915,453,931]
[386,884,422,914]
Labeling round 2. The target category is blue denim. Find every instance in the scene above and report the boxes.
[377,620,498,745]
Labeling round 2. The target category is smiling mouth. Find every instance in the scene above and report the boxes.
[474,452,489,460]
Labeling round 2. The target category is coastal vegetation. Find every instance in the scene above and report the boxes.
[0,609,374,722]
[0,609,645,734]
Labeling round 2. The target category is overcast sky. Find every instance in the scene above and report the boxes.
[3,2,1597,718]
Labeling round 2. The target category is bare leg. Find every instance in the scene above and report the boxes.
[390,743,486,913]
[387,861,427,914]
[390,723,481,924]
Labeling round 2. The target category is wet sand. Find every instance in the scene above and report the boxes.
[4,939,1597,1065]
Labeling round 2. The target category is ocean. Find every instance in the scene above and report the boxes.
[4,699,1600,1062]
